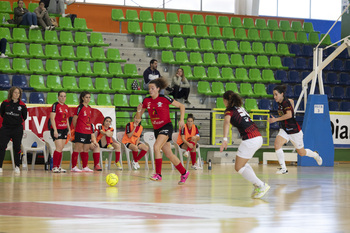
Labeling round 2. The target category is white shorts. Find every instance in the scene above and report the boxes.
[237,136,263,159]
[277,129,304,149]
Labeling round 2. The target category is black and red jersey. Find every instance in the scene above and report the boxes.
[0,99,27,128]
[277,98,301,134]
[225,106,261,140]
[142,95,174,130]
[51,102,69,129]
[74,104,93,134]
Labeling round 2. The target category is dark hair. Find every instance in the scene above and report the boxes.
[79,91,91,104]
[39,1,45,4]
[150,59,157,66]
[273,85,287,96]
[149,78,168,90]
[58,91,66,97]
[103,116,112,125]
[223,90,243,108]
[7,86,23,101]
[187,114,194,121]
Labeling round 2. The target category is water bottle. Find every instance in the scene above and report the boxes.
[2,16,5,24]
[105,158,108,170]
[45,158,49,171]
[208,159,212,170]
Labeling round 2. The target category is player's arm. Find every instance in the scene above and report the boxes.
[50,112,59,138]
[91,132,99,148]
[220,115,231,152]
[136,103,146,120]
[126,123,136,138]
[171,100,185,129]
[72,115,78,128]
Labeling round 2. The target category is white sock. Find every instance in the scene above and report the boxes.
[238,163,264,187]
[276,148,287,170]
[305,149,317,158]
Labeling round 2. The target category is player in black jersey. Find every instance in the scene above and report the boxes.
[269,85,323,174]
[220,91,270,199]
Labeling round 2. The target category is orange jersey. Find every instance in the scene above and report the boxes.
[122,122,143,145]
[96,126,114,144]
[177,124,199,145]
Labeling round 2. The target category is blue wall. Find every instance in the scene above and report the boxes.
[304,19,341,44]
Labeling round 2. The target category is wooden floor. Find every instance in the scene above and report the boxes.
[0,163,350,233]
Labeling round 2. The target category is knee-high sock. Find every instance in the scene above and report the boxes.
[305,149,317,158]
[59,152,63,167]
[187,141,196,152]
[137,150,147,161]
[276,148,286,170]
[53,150,61,168]
[80,152,89,168]
[155,158,162,175]
[175,163,186,175]
[238,163,264,187]
[190,152,196,166]
[132,151,138,162]
[93,153,100,167]
[71,151,79,168]
[115,151,120,163]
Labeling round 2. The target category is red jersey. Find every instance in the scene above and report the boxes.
[51,102,69,129]
[142,95,174,130]
[277,98,301,134]
[225,106,261,140]
[74,104,93,134]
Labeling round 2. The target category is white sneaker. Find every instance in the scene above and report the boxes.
[0,53,8,58]
[52,167,60,173]
[136,162,140,169]
[71,166,82,172]
[34,25,39,28]
[59,167,67,173]
[132,161,138,170]
[191,163,202,170]
[82,166,93,172]
[252,183,270,199]
[50,25,55,30]
[62,13,70,17]
[276,168,288,174]
[14,166,20,174]
[0,168,3,173]
[183,151,189,158]
[314,151,323,166]
[30,25,36,30]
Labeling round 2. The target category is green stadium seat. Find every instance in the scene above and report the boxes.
[277,43,294,56]
[296,31,308,44]
[0,13,13,28]
[0,58,14,73]
[226,82,239,93]
[57,17,73,30]
[13,28,28,42]
[244,98,259,112]
[209,27,222,39]
[254,83,272,98]
[243,54,258,68]
[79,77,96,92]
[169,24,182,37]
[230,54,244,67]
[65,93,79,105]
[235,28,248,40]
[12,58,31,75]
[112,9,126,22]
[217,53,231,67]
[126,79,147,94]
[30,75,50,91]
[114,94,129,107]
[179,13,192,25]
[218,16,230,28]
[308,32,320,45]
[267,19,279,30]
[285,31,296,43]
[243,18,254,29]
[226,40,239,53]
[221,67,235,81]
[145,35,158,49]
[30,59,49,75]
[12,43,30,58]
[5,42,12,56]
[231,17,242,28]
[247,28,260,41]
[45,44,61,59]
[28,43,46,59]
[116,112,131,128]
[47,92,58,105]
[60,45,77,60]
[213,40,226,53]
[0,27,13,42]
[60,31,77,45]
[279,20,291,31]
[46,59,63,75]
[124,64,142,78]
[78,61,95,76]
[255,18,267,30]
[257,55,270,69]
[248,68,263,82]
[235,68,249,82]
[89,93,96,105]
[76,46,93,61]
[205,15,217,26]
[45,30,60,44]
[153,11,166,23]
[240,83,254,97]
[265,43,278,55]
[222,27,235,40]
[62,76,80,92]
[74,18,92,31]
[158,36,172,50]
[0,1,13,13]
[198,81,212,95]
[141,22,156,35]
[211,82,225,96]
[62,60,81,76]
[239,41,252,54]
[129,95,143,107]
[75,31,91,46]
[207,66,223,81]
[188,52,203,66]
[111,78,129,94]
[193,66,208,80]
[180,66,194,80]
[47,75,66,91]
[291,21,302,32]
[251,42,265,55]
[183,24,196,37]
[216,97,226,109]
[259,30,272,42]
[272,30,285,43]
[97,94,112,106]
[90,32,108,46]
[199,39,213,52]
[175,51,190,65]
[203,53,216,66]
[196,26,210,38]
[106,48,126,62]
[167,12,179,24]
[320,34,332,46]
[139,10,152,22]
[303,22,315,33]
[155,23,169,36]
[192,14,205,26]
[93,62,112,77]
[92,47,108,61]
[126,9,139,21]
[128,21,142,34]
[262,69,280,83]
[186,38,200,51]
[109,63,127,78]
[28,29,45,43]
[270,56,288,70]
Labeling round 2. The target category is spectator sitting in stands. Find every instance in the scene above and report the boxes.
[14,0,39,29]
[169,68,191,104]
[0,38,8,58]
[34,1,55,30]
[46,0,75,18]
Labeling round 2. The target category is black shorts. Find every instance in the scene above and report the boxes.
[125,142,142,148]
[98,140,107,148]
[154,123,173,142]
[50,128,68,141]
[74,132,91,144]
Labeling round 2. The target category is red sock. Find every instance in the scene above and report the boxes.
[58,152,63,167]
[190,152,197,166]
[175,163,186,175]
[53,150,60,168]
[81,152,89,168]
[187,141,196,152]
[155,158,162,175]
[132,151,138,161]
[93,152,100,167]
[137,150,147,161]
[115,151,120,163]
[71,151,79,168]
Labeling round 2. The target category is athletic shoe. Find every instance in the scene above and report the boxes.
[94,164,102,171]
[59,167,67,173]
[276,168,288,174]
[150,173,162,181]
[0,168,3,173]
[114,162,122,170]
[252,183,270,199]
[183,151,189,158]
[82,167,93,172]
[0,53,8,58]
[50,25,55,30]
[71,166,82,172]
[314,151,323,166]
[132,161,139,170]
[178,171,189,185]
[191,163,199,170]
[52,167,60,173]
[62,13,70,17]
[136,162,140,169]
[45,26,50,30]
[107,144,114,149]
[30,25,36,30]
[14,166,20,174]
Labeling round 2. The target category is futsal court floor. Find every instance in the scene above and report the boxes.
[0,163,349,233]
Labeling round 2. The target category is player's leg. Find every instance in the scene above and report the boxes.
[274,129,289,174]
[291,131,323,166]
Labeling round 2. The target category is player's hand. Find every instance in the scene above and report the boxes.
[106,131,113,137]
[188,143,194,149]
[137,103,143,113]
[178,120,185,130]
[268,115,276,123]
[92,142,98,148]
[54,130,58,139]
[220,140,228,152]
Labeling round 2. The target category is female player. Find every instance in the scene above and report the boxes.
[176,114,201,169]
[70,91,101,172]
[0,87,27,173]
[50,91,70,173]
[136,78,189,185]
[269,85,323,174]
[220,91,270,199]
[96,116,122,170]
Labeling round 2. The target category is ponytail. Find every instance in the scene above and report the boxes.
[149,78,168,90]
[223,90,243,108]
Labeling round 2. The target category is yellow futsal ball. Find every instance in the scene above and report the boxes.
[106,173,119,186]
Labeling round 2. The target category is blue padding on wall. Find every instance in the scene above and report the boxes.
[304,19,341,44]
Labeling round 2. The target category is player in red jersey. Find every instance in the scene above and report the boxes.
[269,85,323,174]
[49,91,70,173]
[220,91,270,199]
[70,91,101,172]
[136,78,189,185]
